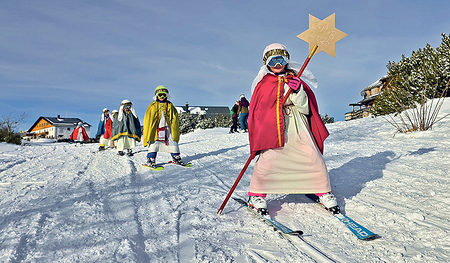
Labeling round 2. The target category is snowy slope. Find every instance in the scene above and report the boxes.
[1,100,449,262]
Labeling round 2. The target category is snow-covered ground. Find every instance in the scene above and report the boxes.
[1,100,449,263]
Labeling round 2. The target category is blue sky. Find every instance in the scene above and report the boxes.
[1,0,449,136]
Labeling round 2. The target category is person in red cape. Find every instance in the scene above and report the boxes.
[70,122,89,143]
[96,108,113,151]
[247,43,339,215]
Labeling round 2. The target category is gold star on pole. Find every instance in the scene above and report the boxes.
[297,13,347,57]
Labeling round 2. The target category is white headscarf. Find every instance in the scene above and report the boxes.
[101,108,109,122]
[251,43,318,94]
[117,99,138,121]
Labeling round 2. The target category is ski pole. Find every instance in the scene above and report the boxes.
[217,151,256,215]
[281,45,318,106]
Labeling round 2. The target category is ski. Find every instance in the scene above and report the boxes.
[305,194,377,240]
[233,198,303,235]
[142,164,164,171]
[168,161,193,167]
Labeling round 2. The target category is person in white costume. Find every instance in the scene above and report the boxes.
[247,43,339,214]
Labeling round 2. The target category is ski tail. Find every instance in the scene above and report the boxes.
[233,198,303,235]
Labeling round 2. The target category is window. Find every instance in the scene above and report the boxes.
[372,88,378,95]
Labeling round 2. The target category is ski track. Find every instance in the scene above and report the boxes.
[1,108,450,263]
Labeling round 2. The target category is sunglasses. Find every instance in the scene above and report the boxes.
[267,56,287,67]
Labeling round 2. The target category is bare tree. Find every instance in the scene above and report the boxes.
[0,112,29,133]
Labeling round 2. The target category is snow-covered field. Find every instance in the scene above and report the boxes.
[1,101,449,263]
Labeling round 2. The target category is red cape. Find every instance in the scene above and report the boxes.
[248,74,329,154]
[70,126,90,141]
[104,118,113,139]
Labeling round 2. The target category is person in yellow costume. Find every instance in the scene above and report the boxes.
[143,85,186,167]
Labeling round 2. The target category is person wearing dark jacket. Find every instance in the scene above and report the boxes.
[238,94,250,132]
[229,100,239,133]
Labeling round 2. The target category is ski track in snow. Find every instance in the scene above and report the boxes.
[1,100,450,262]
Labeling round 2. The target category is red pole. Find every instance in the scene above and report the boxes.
[217,151,256,215]
[281,45,318,106]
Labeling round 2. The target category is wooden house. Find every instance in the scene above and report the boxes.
[24,115,91,139]
[345,75,389,121]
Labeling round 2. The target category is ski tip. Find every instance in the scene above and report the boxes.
[360,234,380,241]
[168,161,193,167]
[142,164,164,171]
[287,230,303,236]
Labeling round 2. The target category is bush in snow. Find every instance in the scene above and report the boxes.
[371,33,450,133]
[179,112,231,134]
[213,114,233,127]
[0,129,22,145]
[321,113,335,124]
[179,112,197,134]
[0,113,28,145]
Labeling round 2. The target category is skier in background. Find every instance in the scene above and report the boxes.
[96,108,113,151]
[111,99,141,156]
[142,85,187,168]
[238,94,249,132]
[70,122,89,144]
[229,100,239,133]
[111,109,119,119]
[247,43,338,215]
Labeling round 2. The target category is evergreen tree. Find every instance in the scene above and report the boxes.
[321,113,334,124]
[371,33,450,117]
[370,34,450,133]
[179,112,232,134]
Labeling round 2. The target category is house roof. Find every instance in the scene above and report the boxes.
[360,75,388,96]
[176,106,230,116]
[357,95,378,105]
[28,116,91,132]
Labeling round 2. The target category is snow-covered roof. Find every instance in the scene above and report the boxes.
[176,106,230,117]
[360,75,388,96]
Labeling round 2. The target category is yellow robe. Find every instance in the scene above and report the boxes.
[143,101,180,147]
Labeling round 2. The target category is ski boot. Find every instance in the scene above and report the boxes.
[319,192,340,214]
[147,158,157,168]
[172,155,184,165]
[248,196,269,217]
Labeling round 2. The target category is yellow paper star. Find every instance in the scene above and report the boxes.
[297,13,347,57]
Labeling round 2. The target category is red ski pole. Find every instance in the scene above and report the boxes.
[217,151,256,215]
